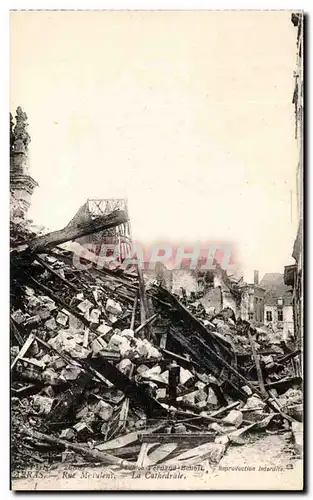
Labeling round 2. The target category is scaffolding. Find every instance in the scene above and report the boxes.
[70,198,132,261]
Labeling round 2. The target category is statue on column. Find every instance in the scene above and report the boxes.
[12,106,31,154]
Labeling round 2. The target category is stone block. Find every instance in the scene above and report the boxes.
[116,358,134,376]
[156,388,167,399]
[241,385,253,396]
[222,410,243,428]
[96,322,112,337]
[207,387,219,406]
[243,395,266,410]
[120,328,135,338]
[60,365,83,381]
[45,317,57,331]
[107,333,124,351]
[56,311,69,326]
[106,298,122,316]
[73,422,94,440]
[60,428,75,440]
[11,309,26,324]
[77,299,93,314]
[32,395,55,415]
[95,400,114,422]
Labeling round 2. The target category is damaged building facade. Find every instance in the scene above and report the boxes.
[260,273,294,338]
[145,263,243,320]
[284,12,303,350]
[240,271,265,325]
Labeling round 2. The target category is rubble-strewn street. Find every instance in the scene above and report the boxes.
[10,213,303,474]
[9,10,304,491]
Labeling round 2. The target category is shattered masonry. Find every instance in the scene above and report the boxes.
[10,107,303,472]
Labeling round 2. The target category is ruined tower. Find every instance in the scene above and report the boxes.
[10,107,38,222]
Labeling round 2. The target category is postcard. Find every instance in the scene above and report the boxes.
[10,10,303,491]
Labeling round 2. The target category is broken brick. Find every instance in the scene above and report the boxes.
[106,298,122,316]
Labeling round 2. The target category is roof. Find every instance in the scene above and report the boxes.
[259,273,293,306]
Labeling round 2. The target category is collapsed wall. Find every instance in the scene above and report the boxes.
[10,109,303,472]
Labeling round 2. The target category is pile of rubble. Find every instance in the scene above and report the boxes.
[10,214,303,471]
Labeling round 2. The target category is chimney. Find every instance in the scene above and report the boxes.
[254,270,259,285]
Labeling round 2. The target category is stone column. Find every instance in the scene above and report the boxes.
[10,107,38,222]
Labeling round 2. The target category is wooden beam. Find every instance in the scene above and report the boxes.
[137,264,150,333]
[247,327,267,397]
[208,401,241,418]
[22,427,136,468]
[34,255,79,292]
[13,209,128,254]
[130,293,138,330]
[138,432,215,444]
[11,332,36,370]
[88,357,167,418]
[134,313,159,337]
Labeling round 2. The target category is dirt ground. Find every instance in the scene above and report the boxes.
[11,432,303,491]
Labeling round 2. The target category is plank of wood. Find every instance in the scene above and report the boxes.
[22,427,136,468]
[117,357,134,433]
[118,398,130,432]
[253,415,275,430]
[137,264,149,326]
[96,422,167,451]
[195,336,260,399]
[277,349,301,364]
[168,328,221,380]
[176,390,199,402]
[138,432,216,444]
[83,329,89,349]
[160,348,201,370]
[96,431,139,451]
[267,389,296,424]
[158,286,232,356]
[159,332,168,350]
[264,376,302,390]
[130,294,138,330]
[247,327,267,396]
[137,442,157,467]
[164,441,225,466]
[209,401,240,418]
[104,445,141,459]
[217,419,258,443]
[10,319,24,346]
[134,313,159,336]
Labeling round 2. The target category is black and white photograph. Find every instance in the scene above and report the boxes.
[9,9,304,491]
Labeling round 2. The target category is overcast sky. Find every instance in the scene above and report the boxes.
[10,10,299,282]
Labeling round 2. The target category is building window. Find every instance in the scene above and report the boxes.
[248,312,254,321]
[277,297,283,306]
[266,310,273,322]
[278,310,283,322]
